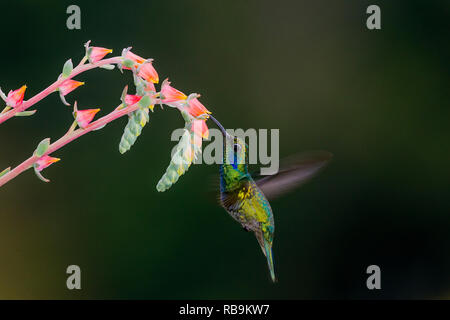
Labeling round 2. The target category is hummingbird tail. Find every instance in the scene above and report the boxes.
[264,240,276,283]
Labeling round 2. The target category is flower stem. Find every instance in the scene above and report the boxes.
[0,101,144,188]
[76,56,88,68]
[1,106,11,114]
[0,56,123,125]
[65,120,78,136]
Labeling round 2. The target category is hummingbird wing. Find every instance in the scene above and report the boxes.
[253,151,333,201]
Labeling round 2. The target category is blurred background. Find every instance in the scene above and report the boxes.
[0,0,449,299]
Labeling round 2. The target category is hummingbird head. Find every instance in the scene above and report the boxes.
[209,116,248,176]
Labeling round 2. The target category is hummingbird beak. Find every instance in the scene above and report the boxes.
[209,115,228,137]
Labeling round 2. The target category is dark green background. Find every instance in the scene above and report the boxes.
[0,0,449,299]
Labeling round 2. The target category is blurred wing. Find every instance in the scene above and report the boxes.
[254,151,332,200]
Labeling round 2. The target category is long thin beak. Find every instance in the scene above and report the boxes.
[209,115,228,137]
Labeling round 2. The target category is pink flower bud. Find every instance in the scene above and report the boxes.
[35,155,60,172]
[75,108,100,128]
[59,80,84,96]
[6,85,27,108]
[144,81,156,93]
[88,47,113,63]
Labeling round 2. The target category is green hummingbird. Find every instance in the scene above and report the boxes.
[209,115,332,282]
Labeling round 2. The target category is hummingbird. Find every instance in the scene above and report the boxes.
[209,115,332,282]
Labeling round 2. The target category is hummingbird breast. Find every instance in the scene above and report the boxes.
[219,175,274,233]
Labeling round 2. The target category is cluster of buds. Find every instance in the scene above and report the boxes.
[0,41,215,192]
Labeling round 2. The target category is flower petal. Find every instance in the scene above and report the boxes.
[75,108,100,128]
[125,94,142,106]
[138,62,159,84]
[36,155,60,172]
[6,85,27,108]
[161,79,187,103]
[89,47,113,63]
[144,81,156,93]
[191,119,209,139]
[59,80,84,96]
[186,97,211,118]
[126,51,146,64]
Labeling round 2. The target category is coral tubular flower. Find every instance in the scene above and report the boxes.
[59,79,84,96]
[122,51,159,83]
[125,51,146,65]
[161,79,187,103]
[138,61,159,84]
[186,96,211,118]
[35,155,60,172]
[191,119,209,139]
[75,108,100,128]
[125,94,142,105]
[88,47,113,63]
[122,51,146,70]
[6,85,27,108]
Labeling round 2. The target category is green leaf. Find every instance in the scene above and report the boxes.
[0,167,10,178]
[34,138,50,157]
[99,64,115,70]
[15,110,37,117]
[62,59,73,78]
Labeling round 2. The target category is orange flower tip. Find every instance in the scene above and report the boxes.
[6,85,27,107]
[59,79,85,96]
[36,155,61,172]
[88,47,114,62]
[76,108,101,128]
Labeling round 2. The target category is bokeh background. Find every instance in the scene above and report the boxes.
[0,0,449,299]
